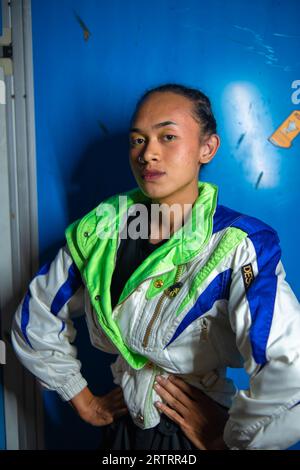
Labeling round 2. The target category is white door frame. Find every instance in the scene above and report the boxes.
[0,0,44,450]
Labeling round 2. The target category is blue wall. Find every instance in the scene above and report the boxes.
[31,0,300,450]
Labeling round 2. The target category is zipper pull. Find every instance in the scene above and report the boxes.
[164,282,183,298]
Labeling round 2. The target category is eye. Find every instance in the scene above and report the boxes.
[162,134,177,142]
[130,137,145,147]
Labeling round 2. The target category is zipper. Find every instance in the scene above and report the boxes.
[142,264,184,349]
[143,363,161,427]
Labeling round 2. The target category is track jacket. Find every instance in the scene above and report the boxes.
[11,181,300,450]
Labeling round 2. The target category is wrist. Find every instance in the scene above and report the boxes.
[69,386,94,416]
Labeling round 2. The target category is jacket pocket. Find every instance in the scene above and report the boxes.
[198,315,222,366]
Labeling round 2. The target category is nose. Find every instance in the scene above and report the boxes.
[138,139,160,164]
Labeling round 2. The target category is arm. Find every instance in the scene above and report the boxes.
[224,229,300,450]
[11,244,129,425]
[11,244,88,401]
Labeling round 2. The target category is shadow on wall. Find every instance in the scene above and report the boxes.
[67,132,136,222]
[41,132,137,261]
[41,133,136,449]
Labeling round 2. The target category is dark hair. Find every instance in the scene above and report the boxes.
[130,83,217,139]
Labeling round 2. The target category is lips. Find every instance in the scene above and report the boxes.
[141,169,166,180]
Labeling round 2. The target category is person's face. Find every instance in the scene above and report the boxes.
[129,92,219,205]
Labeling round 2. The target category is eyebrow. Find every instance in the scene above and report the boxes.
[130,120,178,133]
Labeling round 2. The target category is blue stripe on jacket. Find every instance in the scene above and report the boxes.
[21,261,51,349]
[164,269,232,349]
[21,290,34,349]
[212,204,243,234]
[229,215,280,366]
[21,260,82,349]
[245,231,281,365]
[213,204,278,239]
[50,263,82,316]
[213,204,281,366]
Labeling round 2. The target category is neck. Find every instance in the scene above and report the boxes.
[149,181,199,242]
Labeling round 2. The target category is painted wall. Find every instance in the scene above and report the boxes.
[0,0,6,451]
[30,0,300,449]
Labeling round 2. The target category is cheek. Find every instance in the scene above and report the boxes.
[166,145,198,168]
[129,153,139,169]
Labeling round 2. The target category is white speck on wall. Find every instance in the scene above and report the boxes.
[0,80,5,104]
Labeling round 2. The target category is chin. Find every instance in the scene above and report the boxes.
[138,184,173,203]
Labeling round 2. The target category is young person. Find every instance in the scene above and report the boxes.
[11,84,300,450]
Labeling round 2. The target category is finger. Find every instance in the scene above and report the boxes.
[170,375,212,405]
[154,400,207,450]
[111,386,123,393]
[107,387,124,398]
[112,393,126,403]
[169,378,220,408]
[94,392,125,415]
[109,389,127,403]
[155,376,195,410]
[109,397,128,410]
[108,390,125,401]
[92,410,114,427]
[167,375,201,401]
[155,400,184,428]
[153,381,188,417]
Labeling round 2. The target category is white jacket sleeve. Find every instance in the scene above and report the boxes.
[223,229,300,450]
[11,244,88,401]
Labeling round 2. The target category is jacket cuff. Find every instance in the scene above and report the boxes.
[55,374,88,401]
[223,419,251,450]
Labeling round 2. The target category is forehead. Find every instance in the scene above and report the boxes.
[132,92,196,127]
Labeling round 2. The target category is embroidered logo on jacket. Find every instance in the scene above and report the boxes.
[241,263,254,290]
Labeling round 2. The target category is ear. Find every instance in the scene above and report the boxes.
[198,134,220,164]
